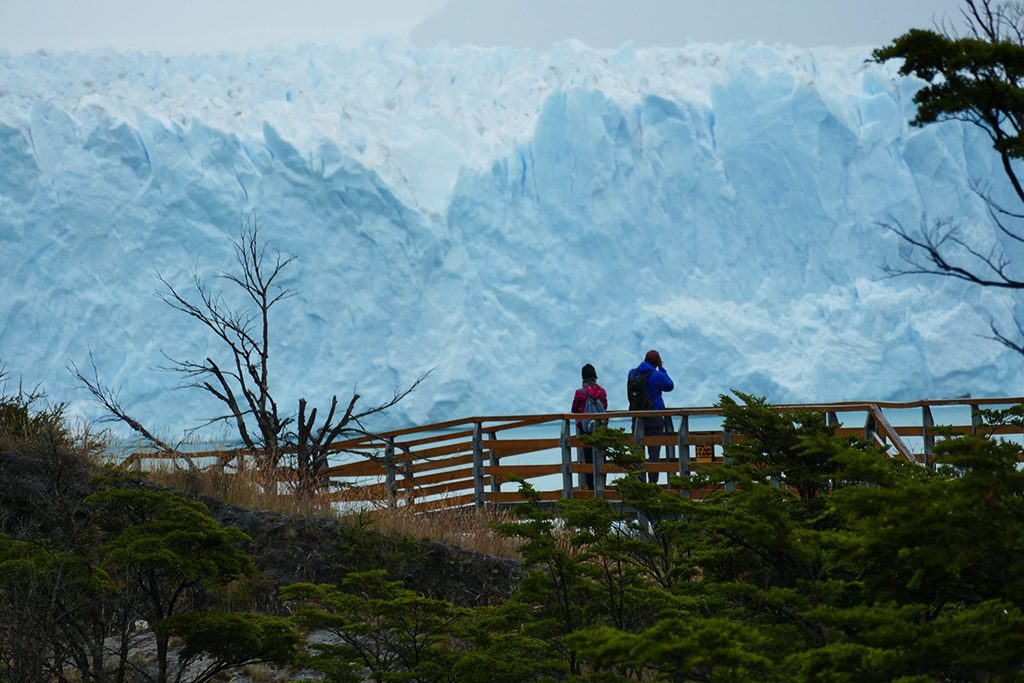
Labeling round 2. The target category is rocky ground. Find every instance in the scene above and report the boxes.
[205,495,521,607]
[0,450,520,606]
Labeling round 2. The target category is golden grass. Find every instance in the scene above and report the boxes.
[364,503,522,559]
[136,464,522,559]
[139,464,336,518]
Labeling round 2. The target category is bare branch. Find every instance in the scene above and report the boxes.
[880,218,1024,288]
[988,316,1024,355]
[85,211,431,493]
[68,354,177,453]
[350,370,434,424]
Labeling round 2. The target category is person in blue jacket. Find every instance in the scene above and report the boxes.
[627,349,674,483]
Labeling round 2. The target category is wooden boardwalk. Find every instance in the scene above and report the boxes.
[123,396,1024,511]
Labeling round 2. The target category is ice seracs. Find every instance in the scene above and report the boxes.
[0,40,1020,433]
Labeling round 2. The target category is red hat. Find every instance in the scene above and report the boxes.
[644,349,662,366]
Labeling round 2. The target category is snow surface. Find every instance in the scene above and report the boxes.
[1,40,1022,435]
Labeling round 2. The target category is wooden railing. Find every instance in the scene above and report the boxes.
[122,397,1024,512]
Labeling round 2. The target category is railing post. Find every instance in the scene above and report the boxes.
[677,415,690,498]
[922,405,935,470]
[399,445,416,506]
[488,432,501,494]
[865,412,879,443]
[593,446,605,499]
[472,422,485,510]
[576,429,585,491]
[633,414,646,481]
[633,415,646,446]
[384,438,397,509]
[723,427,735,492]
[560,419,573,500]
[665,414,676,462]
[971,404,982,435]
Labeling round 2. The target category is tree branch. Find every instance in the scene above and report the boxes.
[68,354,177,454]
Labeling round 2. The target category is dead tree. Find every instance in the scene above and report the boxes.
[75,214,426,493]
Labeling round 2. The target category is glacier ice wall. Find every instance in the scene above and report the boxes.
[1,40,1022,433]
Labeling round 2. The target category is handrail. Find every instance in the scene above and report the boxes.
[867,405,916,463]
[327,396,1024,448]
[128,397,1024,463]
[122,396,1024,511]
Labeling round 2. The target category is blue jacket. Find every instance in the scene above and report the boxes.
[628,361,674,410]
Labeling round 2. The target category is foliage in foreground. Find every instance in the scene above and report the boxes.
[472,395,1024,681]
[3,371,1024,681]
[277,396,1024,682]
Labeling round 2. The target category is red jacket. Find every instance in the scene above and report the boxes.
[572,384,608,432]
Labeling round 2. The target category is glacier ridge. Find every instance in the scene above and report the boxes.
[1,40,1021,433]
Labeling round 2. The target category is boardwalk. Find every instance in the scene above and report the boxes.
[123,396,1024,511]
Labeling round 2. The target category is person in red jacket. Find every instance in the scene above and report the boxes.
[571,363,608,491]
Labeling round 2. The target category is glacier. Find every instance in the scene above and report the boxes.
[1,40,1022,435]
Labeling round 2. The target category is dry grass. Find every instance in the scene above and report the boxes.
[136,464,522,559]
[139,464,336,518]
[239,663,286,682]
[364,503,522,559]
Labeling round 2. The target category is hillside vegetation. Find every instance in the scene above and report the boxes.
[2,372,1024,681]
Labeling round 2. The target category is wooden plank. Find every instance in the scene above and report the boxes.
[980,424,1024,435]
[409,493,476,512]
[641,461,688,473]
[320,459,384,478]
[331,414,558,452]
[325,482,387,502]
[683,433,723,446]
[486,438,561,455]
[395,429,476,449]
[890,424,1024,437]
[486,490,578,503]
[391,418,558,450]
[400,440,473,461]
[869,406,915,463]
[486,443,554,459]
[398,466,475,488]
[411,453,476,474]
[487,464,562,479]
[409,477,482,498]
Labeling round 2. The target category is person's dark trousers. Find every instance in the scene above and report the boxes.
[644,417,665,483]
[582,446,594,490]
[643,415,674,484]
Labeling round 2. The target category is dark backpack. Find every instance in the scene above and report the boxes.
[580,389,607,435]
[627,369,654,410]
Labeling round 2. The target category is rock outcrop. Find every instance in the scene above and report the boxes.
[0,451,520,606]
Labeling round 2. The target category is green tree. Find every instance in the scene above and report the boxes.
[157,612,302,683]
[717,391,845,501]
[790,434,1024,680]
[0,534,118,683]
[448,603,567,682]
[491,481,600,677]
[281,570,469,682]
[86,488,256,683]
[490,397,1024,681]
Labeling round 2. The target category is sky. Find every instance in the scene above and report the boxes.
[0,0,965,53]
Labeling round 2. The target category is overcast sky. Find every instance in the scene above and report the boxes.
[0,0,965,54]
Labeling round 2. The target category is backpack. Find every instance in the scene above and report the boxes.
[580,388,607,434]
[627,369,654,411]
